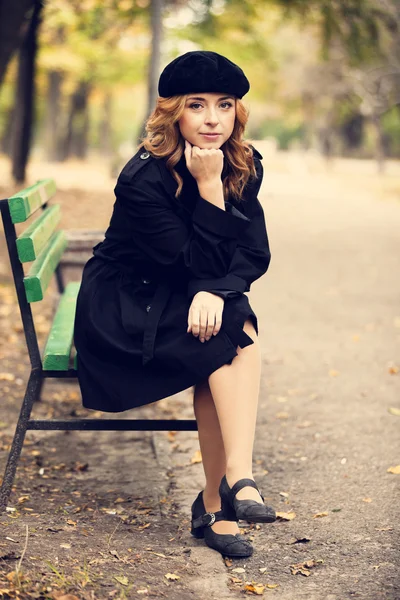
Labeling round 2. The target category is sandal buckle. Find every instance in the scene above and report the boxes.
[204,512,216,526]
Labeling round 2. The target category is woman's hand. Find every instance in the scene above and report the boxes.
[187,291,224,342]
[184,139,224,185]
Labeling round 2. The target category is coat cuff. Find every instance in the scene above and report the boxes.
[192,196,250,238]
[188,274,248,299]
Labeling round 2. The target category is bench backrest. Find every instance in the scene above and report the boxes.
[1,179,65,368]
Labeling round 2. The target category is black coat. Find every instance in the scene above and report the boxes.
[73,145,271,412]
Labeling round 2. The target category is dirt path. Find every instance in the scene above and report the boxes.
[0,150,399,599]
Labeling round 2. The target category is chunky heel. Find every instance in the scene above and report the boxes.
[190,524,205,539]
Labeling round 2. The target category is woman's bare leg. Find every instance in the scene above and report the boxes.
[207,318,264,503]
[193,379,240,534]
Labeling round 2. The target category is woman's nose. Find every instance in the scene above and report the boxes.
[204,109,219,125]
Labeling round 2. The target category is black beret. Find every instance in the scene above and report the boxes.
[158,50,250,99]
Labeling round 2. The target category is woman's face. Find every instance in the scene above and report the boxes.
[178,92,236,149]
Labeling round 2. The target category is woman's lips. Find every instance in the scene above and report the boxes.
[200,133,221,139]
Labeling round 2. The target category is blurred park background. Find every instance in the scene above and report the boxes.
[1,0,400,186]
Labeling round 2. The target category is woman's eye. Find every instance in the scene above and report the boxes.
[220,102,233,109]
[189,103,202,109]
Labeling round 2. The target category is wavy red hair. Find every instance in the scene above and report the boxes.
[139,95,257,202]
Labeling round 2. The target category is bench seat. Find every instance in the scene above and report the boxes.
[42,281,80,370]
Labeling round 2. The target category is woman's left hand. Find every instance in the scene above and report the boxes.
[187,291,224,342]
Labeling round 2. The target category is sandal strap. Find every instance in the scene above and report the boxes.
[230,478,261,499]
[192,509,231,530]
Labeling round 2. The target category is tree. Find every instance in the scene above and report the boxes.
[11,0,43,183]
[0,0,36,86]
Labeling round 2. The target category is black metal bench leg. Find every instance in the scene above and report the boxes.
[0,370,43,512]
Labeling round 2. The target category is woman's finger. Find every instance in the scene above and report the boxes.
[199,309,208,342]
[205,314,215,341]
[190,305,200,337]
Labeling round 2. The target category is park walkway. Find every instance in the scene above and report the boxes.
[0,149,398,598]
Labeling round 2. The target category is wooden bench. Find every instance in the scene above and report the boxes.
[0,179,197,512]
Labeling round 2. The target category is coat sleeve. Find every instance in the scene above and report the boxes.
[115,168,251,279]
[187,156,271,299]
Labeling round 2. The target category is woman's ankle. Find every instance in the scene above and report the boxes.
[225,468,254,487]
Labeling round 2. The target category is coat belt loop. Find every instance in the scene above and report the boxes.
[142,282,173,366]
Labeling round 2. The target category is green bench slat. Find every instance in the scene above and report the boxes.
[23,230,67,302]
[43,282,80,370]
[16,205,61,263]
[8,178,56,224]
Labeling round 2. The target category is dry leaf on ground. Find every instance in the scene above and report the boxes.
[387,465,400,474]
[313,512,329,518]
[276,511,296,521]
[290,559,323,576]
[165,573,180,580]
[244,583,265,595]
[190,450,202,464]
[114,575,129,586]
[388,407,400,416]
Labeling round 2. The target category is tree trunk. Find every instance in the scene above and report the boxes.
[135,0,163,145]
[44,70,63,161]
[147,0,163,118]
[99,92,113,157]
[371,112,385,174]
[11,0,43,183]
[60,80,91,161]
[1,105,14,155]
[0,0,35,86]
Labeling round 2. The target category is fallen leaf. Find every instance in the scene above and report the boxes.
[244,583,265,595]
[312,512,329,518]
[167,431,177,442]
[259,567,267,573]
[114,575,129,586]
[266,584,279,589]
[276,511,296,521]
[137,589,148,595]
[231,567,246,573]
[290,559,323,576]
[60,543,71,549]
[224,558,233,567]
[0,373,15,381]
[230,576,243,583]
[164,573,180,580]
[275,412,289,419]
[388,407,400,417]
[190,450,202,464]
[387,465,400,474]
[362,498,373,503]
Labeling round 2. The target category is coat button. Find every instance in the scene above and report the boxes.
[146,305,151,312]
[142,278,151,284]
[140,152,150,160]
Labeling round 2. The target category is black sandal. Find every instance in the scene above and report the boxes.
[190,491,253,558]
[219,475,276,523]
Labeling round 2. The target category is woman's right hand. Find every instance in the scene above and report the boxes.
[184,139,224,185]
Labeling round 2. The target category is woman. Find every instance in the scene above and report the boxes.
[74,50,276,559]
